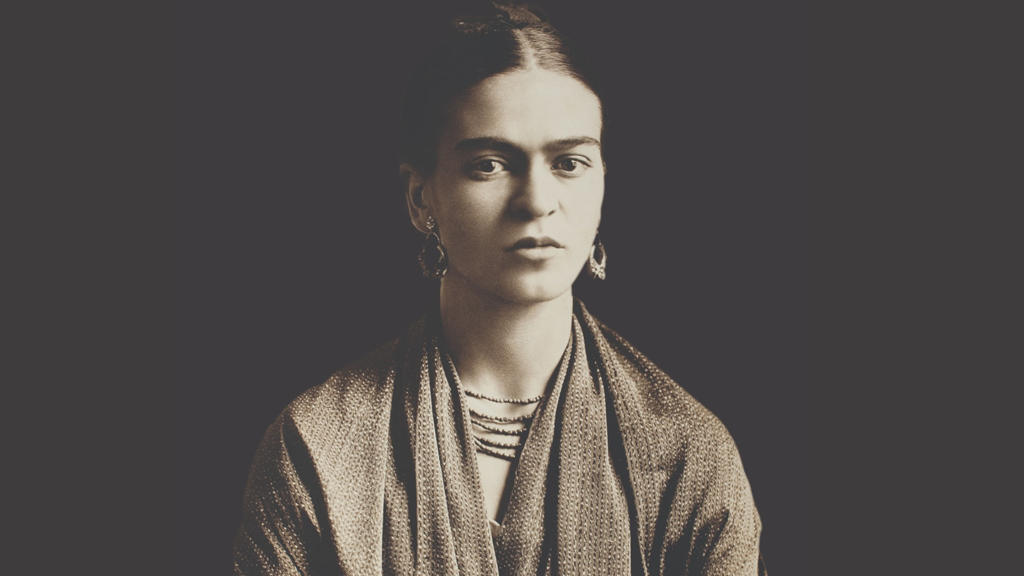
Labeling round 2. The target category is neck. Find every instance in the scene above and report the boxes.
[439,278,573,402]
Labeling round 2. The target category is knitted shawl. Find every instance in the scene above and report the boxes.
[234,300,763,575]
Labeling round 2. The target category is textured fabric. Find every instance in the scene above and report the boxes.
[234,300,762,575]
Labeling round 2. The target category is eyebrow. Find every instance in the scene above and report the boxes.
[453,136,602,154]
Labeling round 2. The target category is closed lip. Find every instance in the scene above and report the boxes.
[507,236,565,251]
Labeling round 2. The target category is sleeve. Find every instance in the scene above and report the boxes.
[233,413,325,576]
[687,435,762,576]
[661,431,763,576]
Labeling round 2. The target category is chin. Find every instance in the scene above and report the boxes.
[486,269,576,305]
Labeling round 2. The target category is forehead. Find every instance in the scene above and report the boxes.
[440,68,602,150]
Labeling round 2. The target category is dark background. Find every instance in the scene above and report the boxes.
[176,0,810,573]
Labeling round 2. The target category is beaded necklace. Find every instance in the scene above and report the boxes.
[444,332,572,462]
[444,354,543,461]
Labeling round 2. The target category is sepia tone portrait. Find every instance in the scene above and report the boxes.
[177,1,809,574]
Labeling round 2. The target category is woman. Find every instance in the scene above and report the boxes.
[234,4,763,575]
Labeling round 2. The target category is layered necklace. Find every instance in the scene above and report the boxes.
[444,354,544,461]
[466,388,543,461]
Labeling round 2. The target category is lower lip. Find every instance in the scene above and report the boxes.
[508,246,563,260]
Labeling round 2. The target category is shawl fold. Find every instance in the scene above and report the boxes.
[234,300,763,575]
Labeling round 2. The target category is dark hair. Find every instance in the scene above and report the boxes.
[399,2,603,176]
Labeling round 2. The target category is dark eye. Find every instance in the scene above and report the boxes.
[554,157,592,174]
[473,159,504,174]
[556,159,580,172]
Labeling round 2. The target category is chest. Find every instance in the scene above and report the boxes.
[476,454,514,523]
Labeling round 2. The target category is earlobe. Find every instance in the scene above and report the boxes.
[401,163,431,234]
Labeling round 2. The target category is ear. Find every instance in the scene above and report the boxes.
[401,162,431,234]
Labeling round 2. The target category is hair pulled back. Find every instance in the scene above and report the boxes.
[399,1,603,176]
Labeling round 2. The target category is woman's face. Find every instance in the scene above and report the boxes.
[409,67,605,305]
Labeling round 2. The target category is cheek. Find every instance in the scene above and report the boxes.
[571,180,605,230]
[443,191,503,237]
[429,180,506,250]
[574,187,605,253]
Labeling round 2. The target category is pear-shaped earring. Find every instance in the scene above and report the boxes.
[587,232,607,280]
[418,216,448,279]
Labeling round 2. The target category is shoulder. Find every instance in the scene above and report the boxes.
[592,316,741,470]
[580,307,762,571]
[273,337,401,451]
[236,339,409,573]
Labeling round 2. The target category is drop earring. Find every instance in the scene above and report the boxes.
[587,231,607,280]
[418,216,448,279]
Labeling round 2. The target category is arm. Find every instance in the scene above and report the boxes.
[233,413,324,576]
[688,436,762,576]
[661,433,763,576]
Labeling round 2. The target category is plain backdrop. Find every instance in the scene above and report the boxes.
[176,0,810,572]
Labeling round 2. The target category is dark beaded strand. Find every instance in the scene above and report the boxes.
[472,420,529,436]
[474,434,524,449]
[473,438,519,461]
[469,407,534,423]
[464,387,543,405]
[444,352,542,460]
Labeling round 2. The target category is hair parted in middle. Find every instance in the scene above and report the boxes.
[398,1,604,177]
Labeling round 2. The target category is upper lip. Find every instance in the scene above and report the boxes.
[508,236,565,250]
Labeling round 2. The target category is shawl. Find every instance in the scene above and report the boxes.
[234,300,763,575]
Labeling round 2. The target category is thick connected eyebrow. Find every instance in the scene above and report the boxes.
[454,137,521,154]
[453,136,602,154]
[543,137,602,153]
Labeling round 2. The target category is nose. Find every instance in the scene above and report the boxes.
[511,162,559,220]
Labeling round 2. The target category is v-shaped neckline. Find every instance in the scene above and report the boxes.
[444,317,578,557]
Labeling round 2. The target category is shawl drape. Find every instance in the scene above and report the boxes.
[234,300,762,575]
